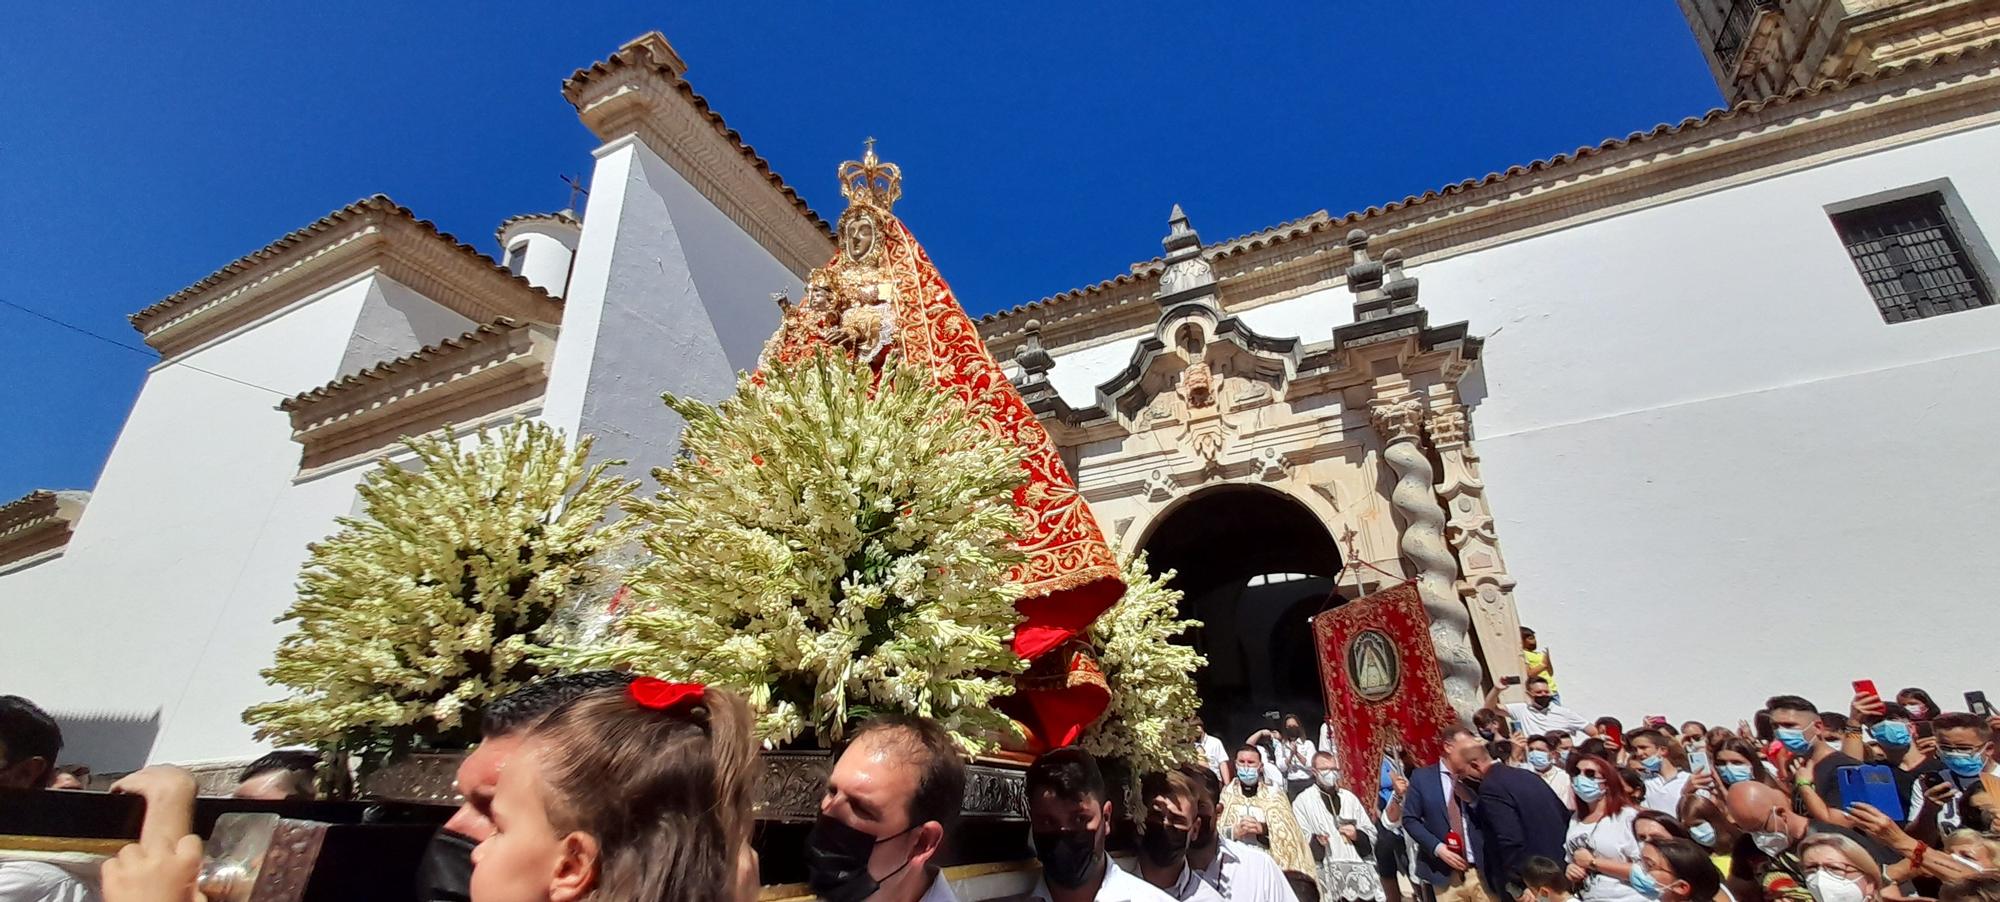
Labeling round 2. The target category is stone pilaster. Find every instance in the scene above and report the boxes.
[1426,395,1527,699]
[1369,385,1482,721]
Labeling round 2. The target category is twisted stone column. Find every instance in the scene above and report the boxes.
[1428,400,1527,697]
[1370,391,1483,721]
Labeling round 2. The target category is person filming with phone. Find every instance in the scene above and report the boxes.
[1487,678,1591,742]
[1844,686,1942,826]
[1765,695,1863,812]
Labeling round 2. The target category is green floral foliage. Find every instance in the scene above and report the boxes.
[243,421,637,761]
[1079,551,1206,775]
[552,352,1027,751]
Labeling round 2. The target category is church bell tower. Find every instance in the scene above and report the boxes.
[1679,0,2000,104]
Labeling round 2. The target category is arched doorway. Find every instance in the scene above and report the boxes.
[1139,485,1343,748]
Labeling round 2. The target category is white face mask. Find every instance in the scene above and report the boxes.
[1805,871,1867,902]
[1315,769,1341,789]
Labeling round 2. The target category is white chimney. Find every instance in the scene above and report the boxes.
[496,210,582,298]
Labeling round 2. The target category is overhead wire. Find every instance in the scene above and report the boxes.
[0,296,294,397]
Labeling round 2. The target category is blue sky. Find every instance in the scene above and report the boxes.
[0,3,1719,500]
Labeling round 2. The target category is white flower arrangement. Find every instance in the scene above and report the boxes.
[552,351,1028,751]
[1079,551,1207,775]
[243,421,637,762]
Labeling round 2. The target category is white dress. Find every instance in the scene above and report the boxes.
[1564,807,1644,902]
[1291,786,1384,901]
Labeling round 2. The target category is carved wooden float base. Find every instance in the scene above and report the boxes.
[364,748,1029,823]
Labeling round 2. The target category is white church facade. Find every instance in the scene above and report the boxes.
[4,10,2000,771]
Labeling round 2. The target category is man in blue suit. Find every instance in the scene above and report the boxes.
[1390,725,1485,902]
[1445,728,1569,900]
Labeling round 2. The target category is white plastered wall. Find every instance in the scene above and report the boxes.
[542,135,804,480]
[1048,120,2000,723]
[0,271,499,767]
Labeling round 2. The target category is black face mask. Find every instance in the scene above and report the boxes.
[806,814,914,902]
[1139,823,1191,868]
[1190,815,1218,851]
[1530,696,1553,710]
[415,829,476,902]
[1033,828,1101,890]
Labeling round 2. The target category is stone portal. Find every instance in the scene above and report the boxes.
[1139,485,1342,745]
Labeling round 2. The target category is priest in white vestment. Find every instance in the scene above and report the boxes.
[1290,753,1383,902]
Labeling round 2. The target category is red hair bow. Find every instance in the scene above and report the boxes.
[628,677,705,713]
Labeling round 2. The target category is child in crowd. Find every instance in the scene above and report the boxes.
[1521,628,1558,702]
[102,678,760,902]
[1518,855,1573,902]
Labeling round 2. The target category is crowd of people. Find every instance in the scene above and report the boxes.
[1175,629,2000,902]
[3,640,1999,902]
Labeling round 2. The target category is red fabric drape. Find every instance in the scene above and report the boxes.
[1312,581,1461,811]
[765,211,1124,749]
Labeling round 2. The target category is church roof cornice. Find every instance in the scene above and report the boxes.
[281,319,557,472]
[562,32,835,277]
[0,489,89,570]
[130,196,563,359]
[978,39,2000,344]
[495,210,579,246]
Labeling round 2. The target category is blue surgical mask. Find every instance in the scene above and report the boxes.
[1236,764,1261,786]
[1942,751,1987,778]
[1690,821,1717,848]
[1870,721,1912,748]
[1776,727,1812,753]
[1628,865,1663,899]
[1527,750,1552,771]
[1573,775,1604,803]
[1641,754,1664,774]
[1718,763,1755,785]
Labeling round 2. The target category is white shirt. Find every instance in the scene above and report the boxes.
[1503,701,1591,738]
[1642,771,1690,814]
[920,869,963,902]
[1195,839,1301,902]
[1265,737,1317,782]
[0,861,98,902]
[1153,863,1226,902]
[1538,765,1575,810]
[1292,784,1384,902]
[1565,808,1643,902]
[1201,734,1230,778]
[1028,858,1179,901]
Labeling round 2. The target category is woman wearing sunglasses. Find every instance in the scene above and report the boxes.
[1566,754,1645,902]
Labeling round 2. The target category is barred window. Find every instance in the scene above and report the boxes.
[1829,191,1993,324]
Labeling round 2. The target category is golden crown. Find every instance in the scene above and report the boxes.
[838,138,901,211]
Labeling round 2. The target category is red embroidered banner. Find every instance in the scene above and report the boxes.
[1312,581,1461,810]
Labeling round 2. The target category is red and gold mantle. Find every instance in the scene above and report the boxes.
[761,144,1125,747]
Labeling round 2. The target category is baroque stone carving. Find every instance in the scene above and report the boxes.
[1368,397,1426,446]
[1254,447,1289,481]
[1370,389,1483,719]
[1180,359,1215,408]
[1428,398,1526,688]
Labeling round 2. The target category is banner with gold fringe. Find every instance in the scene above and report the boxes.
[1311,580,1461,810]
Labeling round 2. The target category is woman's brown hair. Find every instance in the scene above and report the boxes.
[1566,753,1631,819]
[526,684,758,902]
